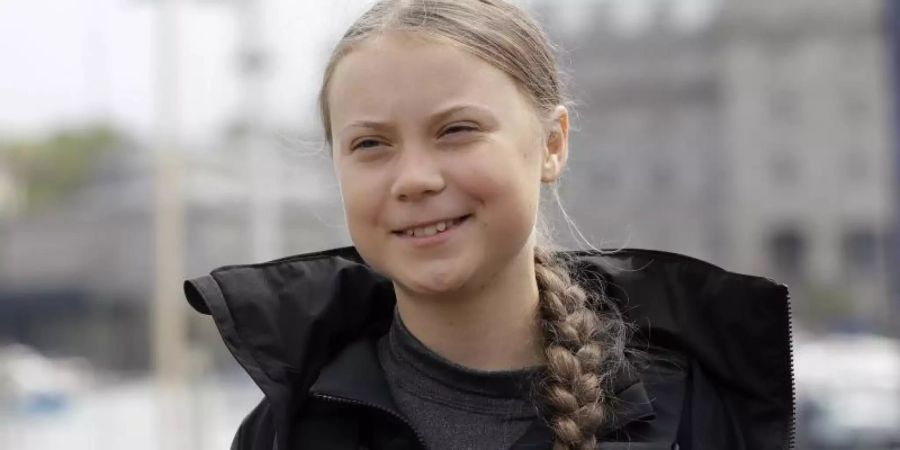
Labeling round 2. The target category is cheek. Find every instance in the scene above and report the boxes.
[336,168,386,235]
[455,150,541,228]
[337,169,393,274]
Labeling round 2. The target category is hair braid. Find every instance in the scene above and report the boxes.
[534,246,630,450]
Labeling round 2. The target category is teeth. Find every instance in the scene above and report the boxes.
[403,218,461,237]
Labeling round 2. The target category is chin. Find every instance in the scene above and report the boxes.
[395,264,475,298]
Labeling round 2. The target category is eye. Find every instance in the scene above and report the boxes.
[441,124,478,136]
[351,138,384,151]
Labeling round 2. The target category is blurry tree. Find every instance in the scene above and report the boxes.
[0,125,122,214]
[796,284,856,333]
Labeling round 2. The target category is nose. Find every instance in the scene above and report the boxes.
[390,148,446,202]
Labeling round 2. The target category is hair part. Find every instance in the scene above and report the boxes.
[318,1,632,448]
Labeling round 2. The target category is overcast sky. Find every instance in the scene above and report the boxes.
[0,0,713,143]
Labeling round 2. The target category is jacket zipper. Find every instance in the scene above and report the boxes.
[310,392,429,450]
[778,283,797,449]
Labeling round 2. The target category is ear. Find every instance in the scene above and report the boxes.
[540,105,569,183]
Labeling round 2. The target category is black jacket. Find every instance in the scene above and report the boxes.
[184,246,796,450]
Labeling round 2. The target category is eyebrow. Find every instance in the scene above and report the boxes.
[338,104,493,136]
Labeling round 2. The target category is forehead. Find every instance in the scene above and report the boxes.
[327,32,534,125]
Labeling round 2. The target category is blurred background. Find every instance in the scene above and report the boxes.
[0,0,897,448]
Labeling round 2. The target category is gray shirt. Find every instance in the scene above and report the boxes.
[376,311,543,450]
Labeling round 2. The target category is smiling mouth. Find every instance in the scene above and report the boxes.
[394,214,472,238]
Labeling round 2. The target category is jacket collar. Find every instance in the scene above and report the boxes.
[307,336,657,447]
[184,246,794,448]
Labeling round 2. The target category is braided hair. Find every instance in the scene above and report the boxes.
[534,247,632,449]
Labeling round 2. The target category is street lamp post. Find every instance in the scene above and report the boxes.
[235,0,282,263]
[153,0,188,448]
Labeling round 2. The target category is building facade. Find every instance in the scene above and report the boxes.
[720,0,894,330]
[533,0,896,331]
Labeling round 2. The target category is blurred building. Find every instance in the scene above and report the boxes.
[0,138,345,372]
[534,0,728,264]
[721,0,894,331]
[535,0,896,332]
[0,142,156,371]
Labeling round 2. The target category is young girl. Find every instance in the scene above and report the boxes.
[185,1,795,449]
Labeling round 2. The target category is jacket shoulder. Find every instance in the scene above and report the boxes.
[575,248,795,449]
[231,398,276,450]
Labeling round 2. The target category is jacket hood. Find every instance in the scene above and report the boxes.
[184,246,795,448]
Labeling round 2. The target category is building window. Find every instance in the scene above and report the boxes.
[768,227,807,278]
[842,227,879,275]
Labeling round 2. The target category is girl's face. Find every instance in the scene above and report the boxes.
[327,32,567,298]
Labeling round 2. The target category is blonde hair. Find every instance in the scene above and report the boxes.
[318,1,632,448]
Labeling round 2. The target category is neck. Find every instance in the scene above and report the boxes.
[393,245,544,371]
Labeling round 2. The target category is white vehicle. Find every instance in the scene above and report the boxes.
[794,333,900,448]
[0,344,94,415]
